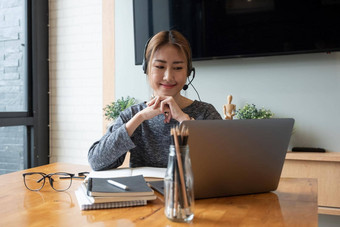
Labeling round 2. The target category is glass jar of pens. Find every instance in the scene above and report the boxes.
[164,126,194,222]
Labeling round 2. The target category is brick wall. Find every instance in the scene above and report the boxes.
[49,0,103,165]
[0,0,25,174]
[0,0,25,111]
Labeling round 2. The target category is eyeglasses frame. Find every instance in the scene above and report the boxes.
[22,172,88,192]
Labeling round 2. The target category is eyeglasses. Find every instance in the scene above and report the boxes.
[22,172,89,192]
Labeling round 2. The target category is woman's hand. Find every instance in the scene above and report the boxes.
[125,104,167,136]
[139,104,168,121]
[147,96,190,123]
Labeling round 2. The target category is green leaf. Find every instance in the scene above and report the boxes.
[236,103,273,119]
[103,96,137,121]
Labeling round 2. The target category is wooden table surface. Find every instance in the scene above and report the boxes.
[0,162,318,226]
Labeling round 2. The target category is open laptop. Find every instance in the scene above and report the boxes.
[176,118,295,199]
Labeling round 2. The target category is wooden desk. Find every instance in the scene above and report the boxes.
[0,163,318,226]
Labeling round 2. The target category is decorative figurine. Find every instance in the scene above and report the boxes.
[223,95,236,120]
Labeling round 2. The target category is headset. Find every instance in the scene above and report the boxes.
[142,37,151,75]
[182,68,195,91]
[142,34,196,91]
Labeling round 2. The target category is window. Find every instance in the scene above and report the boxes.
[0,0,49,174]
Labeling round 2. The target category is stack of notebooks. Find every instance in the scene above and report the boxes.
[75,174,157,210]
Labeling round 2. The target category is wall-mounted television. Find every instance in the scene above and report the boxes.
[133,0,340,65]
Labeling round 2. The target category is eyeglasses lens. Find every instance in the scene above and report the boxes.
[24,173,45,191]
[50,173,72,191]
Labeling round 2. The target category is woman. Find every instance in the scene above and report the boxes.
[88,30,221,171]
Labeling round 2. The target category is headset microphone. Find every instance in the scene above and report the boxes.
[182,84,189,91]
[183,68,195,91]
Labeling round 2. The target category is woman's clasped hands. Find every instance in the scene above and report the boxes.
[145,96,190,123]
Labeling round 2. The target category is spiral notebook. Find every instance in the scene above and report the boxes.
[75,188,147,210]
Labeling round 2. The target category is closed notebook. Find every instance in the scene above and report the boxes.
[80,182,156,203]
[87,175,154,197]
[75,188,147,211]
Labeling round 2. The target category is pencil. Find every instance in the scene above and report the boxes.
[173,128,189,209]
[182,127,189,146]
[173,158,178,216]
[107,179,129,190]
[170,128,175,145]
[170,127,178,217]
[175,126,182,146]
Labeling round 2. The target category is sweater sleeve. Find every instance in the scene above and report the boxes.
[87,112,136,171]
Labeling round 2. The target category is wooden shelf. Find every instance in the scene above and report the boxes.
[319,207,340,216]
[286,151,340,162]
[282,151,340,216]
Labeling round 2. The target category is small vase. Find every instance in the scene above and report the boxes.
[164,145,194,222]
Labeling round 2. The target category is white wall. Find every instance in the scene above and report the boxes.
[115,0,340,152]
[49,0,103,164]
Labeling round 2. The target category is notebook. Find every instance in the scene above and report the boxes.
[87,175,154,197]
[75,188,147,210]
[147,180,164,195]
[79,182,156,203]
[180,118,295,199]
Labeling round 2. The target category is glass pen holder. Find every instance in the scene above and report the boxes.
[164,145,194,222]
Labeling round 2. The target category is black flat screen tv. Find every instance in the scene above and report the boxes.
[133,0,340,65]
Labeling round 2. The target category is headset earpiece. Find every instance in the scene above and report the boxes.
[142,58,147,74]
[142,37,152,74]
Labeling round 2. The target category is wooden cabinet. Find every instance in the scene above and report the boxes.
[281,151,340,215]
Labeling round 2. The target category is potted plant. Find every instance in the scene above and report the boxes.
[235,103,274,119]
[104,96,137,126]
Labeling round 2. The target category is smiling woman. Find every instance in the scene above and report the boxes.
[88,30,222,171]
[141,31,196,124]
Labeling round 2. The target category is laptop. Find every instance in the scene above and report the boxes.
[177,118,295,199]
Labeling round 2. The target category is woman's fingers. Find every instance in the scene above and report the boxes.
[164,111,170,123]
[152,96,163,109]
[147,95,185,123]
[146,99,154,106]
[160,101,170,113]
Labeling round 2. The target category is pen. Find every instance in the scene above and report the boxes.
[107,179,129,190]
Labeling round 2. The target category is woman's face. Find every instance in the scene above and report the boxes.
[148,44,188,98]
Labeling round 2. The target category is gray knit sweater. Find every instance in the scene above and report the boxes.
[88,100,222,170]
